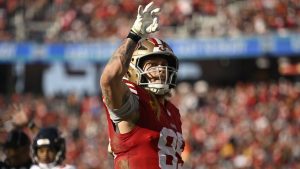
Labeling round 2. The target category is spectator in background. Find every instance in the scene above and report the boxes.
[30,127,76,169]
[1,0,299,42]
[0,96,109,169]
[0,9,12,40]
[0,129,32,169]
[0,104,36,169]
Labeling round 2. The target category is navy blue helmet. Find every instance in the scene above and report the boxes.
[32,127,65,164]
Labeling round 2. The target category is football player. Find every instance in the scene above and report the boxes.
[1,129,32,169]
[100,1,185,169]
[30,127,75,169]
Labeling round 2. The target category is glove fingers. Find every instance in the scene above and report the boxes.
[151,8,160,16]
[146,17,159,33]
[143,1,154,13]
[138,5,143,16]
[146,26,151,33]
[151,17,159,32]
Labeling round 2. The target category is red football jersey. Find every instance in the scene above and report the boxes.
[103,80,185,169]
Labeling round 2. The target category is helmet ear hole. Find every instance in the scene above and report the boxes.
[126,71,131,78]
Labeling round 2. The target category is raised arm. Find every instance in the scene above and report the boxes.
[100,2,160,110]
[100,39,137,109]
[1,104,39,135]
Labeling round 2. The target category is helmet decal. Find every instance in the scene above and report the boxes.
[148,38,173,53]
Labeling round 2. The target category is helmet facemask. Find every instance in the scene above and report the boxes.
[139,64,177,95]
[126,38,179,95]
[128,54,178,95]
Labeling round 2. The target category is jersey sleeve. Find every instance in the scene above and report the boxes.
[102,80,139,123]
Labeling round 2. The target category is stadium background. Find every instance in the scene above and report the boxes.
[1,0,300,168]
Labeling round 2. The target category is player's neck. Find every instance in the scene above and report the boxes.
[155,95,165,105]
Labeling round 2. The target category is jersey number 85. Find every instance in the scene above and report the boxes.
[158,127,184,169]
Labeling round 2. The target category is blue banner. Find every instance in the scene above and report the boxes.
[168,37,262,59]
[271,34,300,55]
[0,34,299,62]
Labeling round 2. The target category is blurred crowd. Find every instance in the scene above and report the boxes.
[0,0,300,42]
[1,79,300,169]
[0,92,112,168]
[174,79,300,169]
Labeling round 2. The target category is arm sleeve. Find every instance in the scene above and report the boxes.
[107,93,139,123]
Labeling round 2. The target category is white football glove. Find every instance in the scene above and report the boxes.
[131,2,160,38]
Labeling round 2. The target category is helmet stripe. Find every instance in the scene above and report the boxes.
[149,38,162,46]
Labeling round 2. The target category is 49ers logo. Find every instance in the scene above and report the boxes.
[149,38,171,52]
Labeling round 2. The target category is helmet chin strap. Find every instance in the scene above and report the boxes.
[146,83,170,95]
